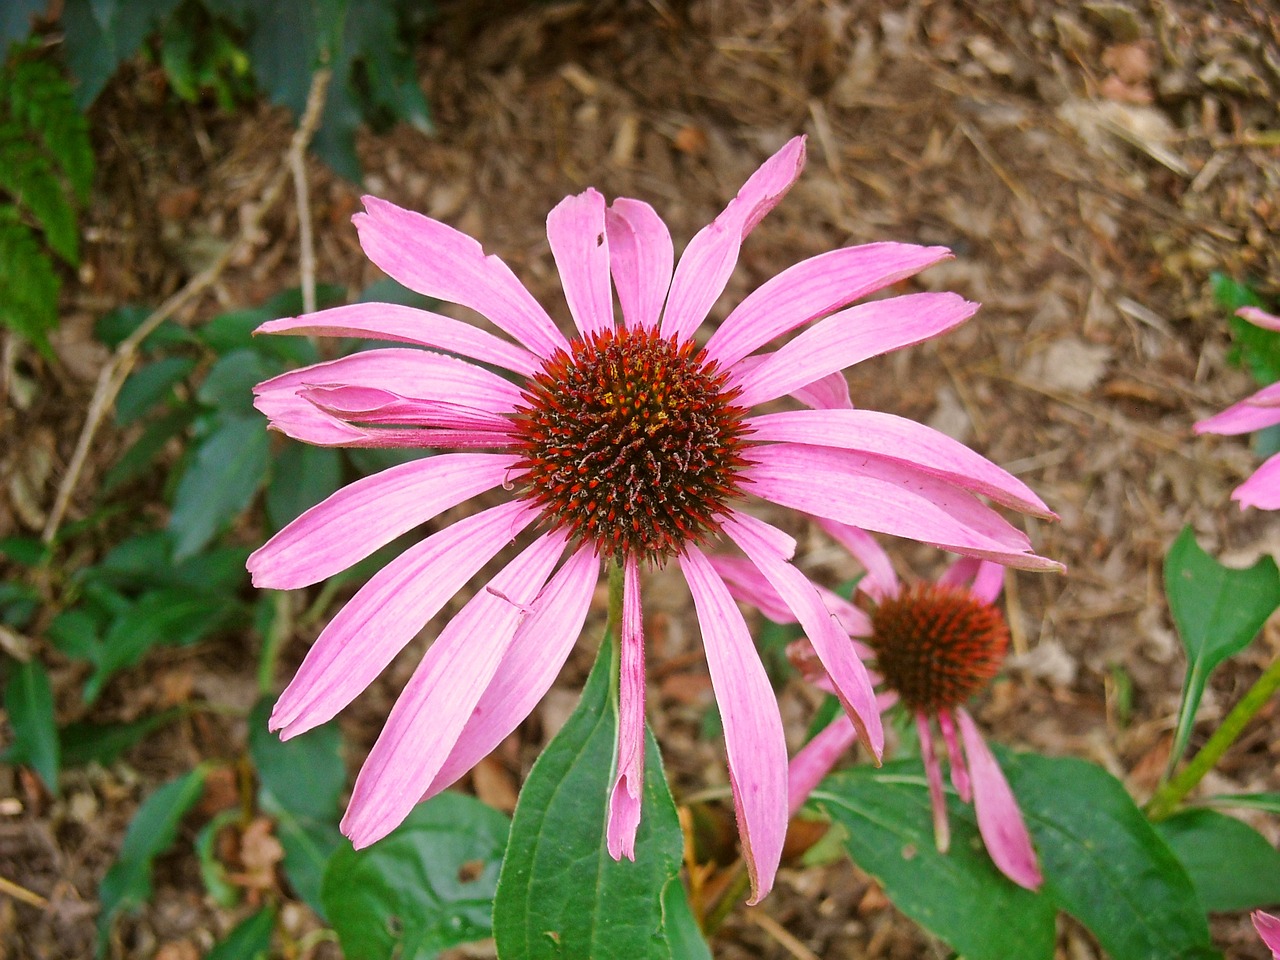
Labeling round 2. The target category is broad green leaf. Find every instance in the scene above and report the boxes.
[168,414,269,560]
[271,807,343,918]
[266,443,342,530]
[661,880,713,960]
[102,407,195,495]
[812,762,1056,960]
[207,905,275,960]
[0,535,47,567]
[60,709,182,767]
[1155,809,1280,912]
[493,634,684,960]
[1165,526,1280,765]
[323,792,509,960]
[96,765,209,956]
[4,659,59,789]
[113,356,194,426]
[1000,752,1217,960]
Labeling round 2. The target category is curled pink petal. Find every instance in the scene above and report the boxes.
[608,554,646,860]
[956,707,1042,890]
[548,189,614,338]
[1233,452,1280,510]
[606,198,673,330]
[1239,306,1280,332]
[788,713,858,816]
[917,713,950,854]
[816,519,899,602]
[793,370,854,410]
[937,709,971,803]
[661,137,806,343]
[679,546,788,904]
[299,386,515,432]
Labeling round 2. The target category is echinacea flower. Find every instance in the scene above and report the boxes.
[248,135,1056,900]
[1255,910,1280,959]
[1195,306,1280,510]
[718,519,1042,890]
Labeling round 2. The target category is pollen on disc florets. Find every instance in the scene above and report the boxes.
[509,326,753,563]
[869,583,1010,714]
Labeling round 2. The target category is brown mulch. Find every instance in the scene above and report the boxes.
[2,0,1279,957]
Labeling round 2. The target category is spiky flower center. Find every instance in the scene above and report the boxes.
[869,583,1009,713]
[509,327,752,562]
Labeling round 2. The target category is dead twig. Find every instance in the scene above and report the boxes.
[41,69,332,545]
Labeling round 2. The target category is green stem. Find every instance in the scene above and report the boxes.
[702,861,750,935]
[607,559,625,644]
[257,591,292,694]
[1147,655,1280,821]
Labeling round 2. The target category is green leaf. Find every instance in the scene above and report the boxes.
[1000,752,1216,960]
[266,443,342,530]
[1165,526,1280,765]
[114,356,196,426]
[0,206,59,353]
[660,880,713,960]
[168,414,270,560]
[1198,792,1280,815]
[4,659,59,789]
[103,407,195,494]
[196,348,277,416]
[60,709,182,768]
[195,809,242,908]
[812,762,1056,960]
[493,633,684,960]
[96,765,209,956]
[1154,808,1280,912]
[0,535,48,567]
[207,905,276,960]
[94,304,191,351]
[61,0,183,109]
[1,1,46,53]
[323,792,509,960]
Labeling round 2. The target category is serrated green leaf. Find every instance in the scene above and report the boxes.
[1000,752,1216,960]
[0,208,59,353]
[266,443,342,530]
[62,0,182,109]
[168,414,270,560]
[60,709,182,767]
[0,138,77,262]
[493,633,684,960]
[96,765,209,956]
[207,905,276,960]
[812,762,1056,960]
[114,356,196,426]
[1155,808,1280,912]
[1165,526,1280,765]
[4,659,59,789]
[323,792,509,960]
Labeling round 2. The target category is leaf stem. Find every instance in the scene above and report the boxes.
[256,591,292,694]
[1146,654,1280,821]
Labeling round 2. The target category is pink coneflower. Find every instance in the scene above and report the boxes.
[1255,910,1280,959]
[248,135,1055,900]
[1195,306,1280,510]
[719,519,1042,890]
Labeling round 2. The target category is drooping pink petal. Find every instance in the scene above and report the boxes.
[249,452,519,589]
[1195,383,1280,435]
[679,546,788,904]
[548,189,614,338]
[1253,911,1280,959]
[722,512,883,760]
[748,409,1054,519]
[706,244,952,368]
[608,554,646,860]
[936,709,972,803]
[917,713,950,854]
[606,198,673,330]
[815,519,900,602]
[787,712,858,815]
[710,553,875,643]
[956,708,1042,890]
[1233,452,1280,510]
[355,197,569,358]
[424,544,599,798]
[748,444,1062,571]
[270,500,538,738]
[938,557,1006,605]
[343,531,568,848]
[255,302,539,375]
[1239,306,1280,332]
[299,386,516,433]
[732,293,977,406]
[660,137,807,343]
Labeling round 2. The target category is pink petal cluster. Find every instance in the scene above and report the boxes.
[720,522,1042,890]
[1256,910,1280,959]
[1195,307,1280,510]
[249,135,1055,900]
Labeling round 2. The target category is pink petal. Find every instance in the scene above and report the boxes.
[917,713,951,854]
[255,302,539,375]
[722,512,883,760]
[424,544,599,797]
[937,557,1006,605]
[1253,911,1280,959]
[747,408,1054,520]
[706,244,953,368]
[1239,307,1280,332]
[815,519,900,602]
[355,197,569,358]
[1195,387,1280,436]
[787,712,858,816]
[342,531,567,847]
[1234,453,1280,510]
[793,370,854,410]
[956,707,1042,890]
[937,709,972,803]
[299,386,516,432]
[679,546,788,904]
[270,500,537,738]
[660,137,807,343]
[732,293,977,406]
[747,444,1062,572]
[606,198,673,330]
[548,189,614,338]
[608,554,646,860]
[249,452,519,589]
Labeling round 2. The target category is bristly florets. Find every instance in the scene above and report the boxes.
[869,582,1009,713]
[510,327,753,563]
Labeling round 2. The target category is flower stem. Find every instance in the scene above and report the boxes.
[1146,654,1280,821]
[607,559,625,644]
[257,591,292,694]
